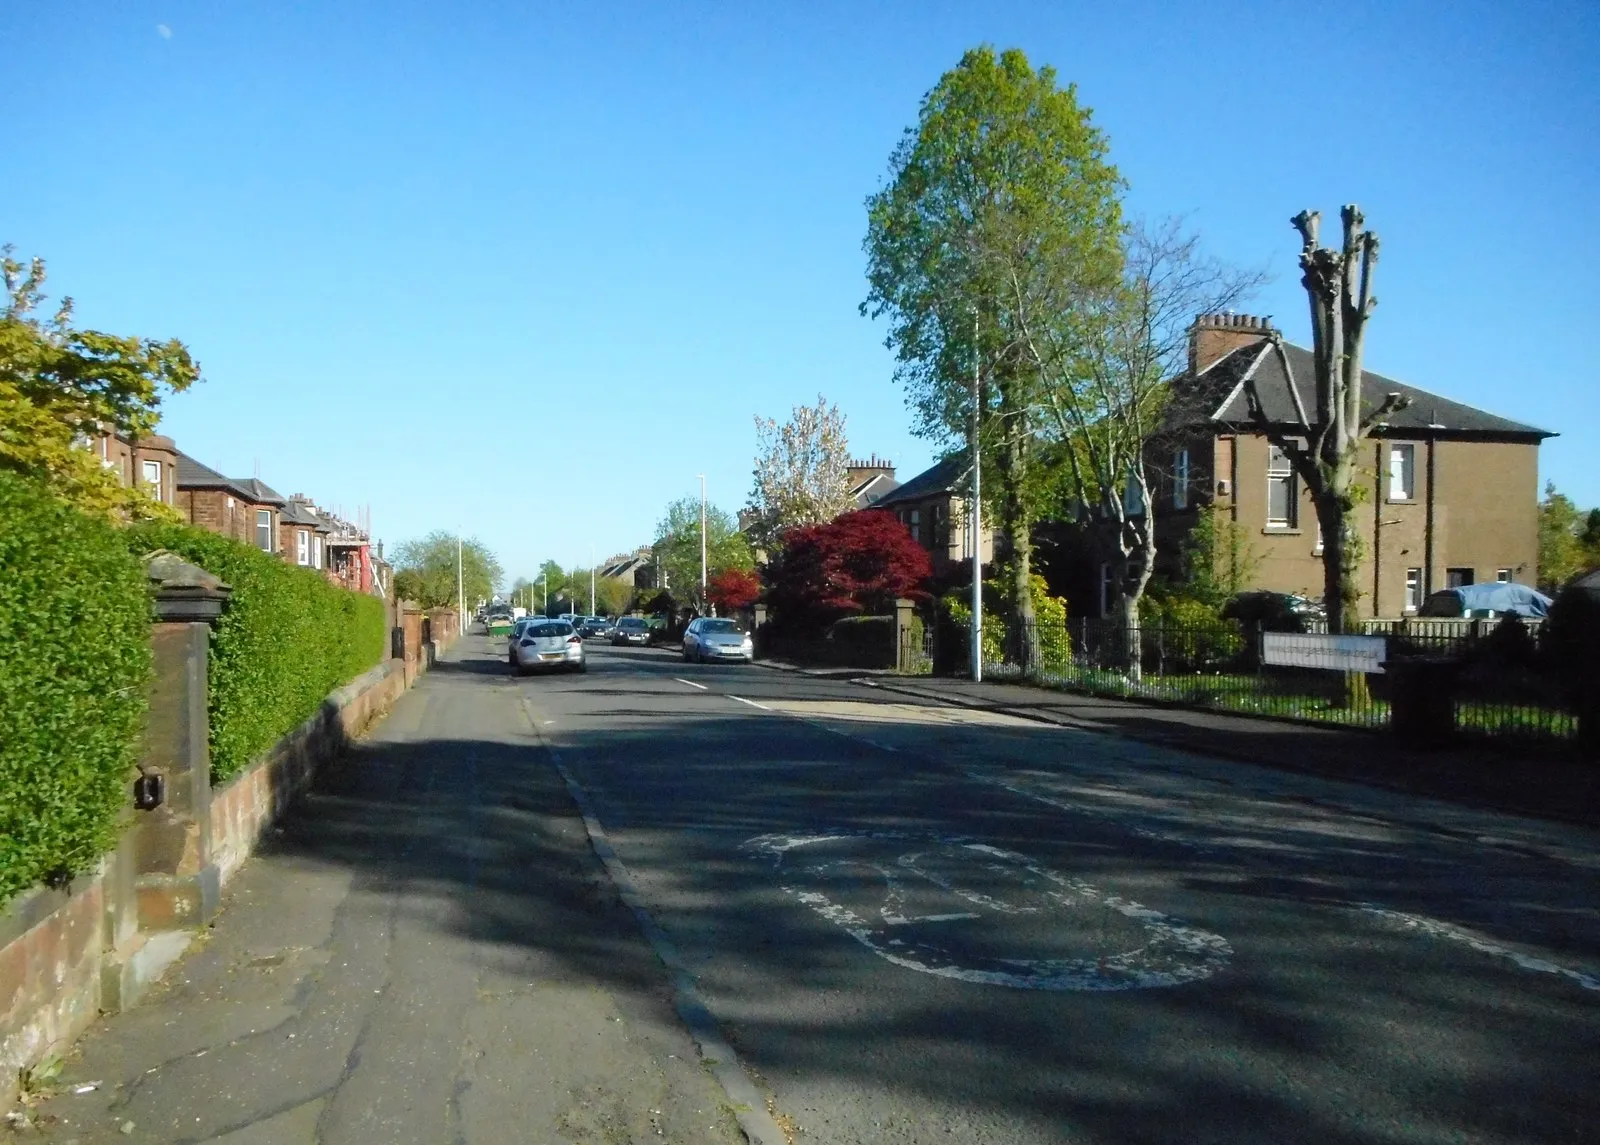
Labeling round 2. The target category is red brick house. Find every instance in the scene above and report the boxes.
[278,495,334,573]
[174,453,287,554]
[88,432,180,509]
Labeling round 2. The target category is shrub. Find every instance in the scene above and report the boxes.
[943,574,1070,672]
[125,524,387,783]
[826,614,896,668]
[0,471,151,907]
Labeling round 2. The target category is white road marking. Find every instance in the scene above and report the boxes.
[747,832,1231,991]
[726,695,771,711]
[673,678,708,690]
[1359,905,1600,993]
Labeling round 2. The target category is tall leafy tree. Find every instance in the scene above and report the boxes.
[748,395,854,550]
[1028,218,1264,675]
[1,245,200,517]
[1539,483,1594,593]
[392,532,502,610]
[763,510,932,629]
[653,495,753,607]
[864,47,1124,671]
[1245,206,1407,633]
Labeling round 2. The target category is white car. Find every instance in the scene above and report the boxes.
[511,618,587,674]
[682,618,754,664]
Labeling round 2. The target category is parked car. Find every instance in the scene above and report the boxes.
[1419,582,1553,619]
[1222,591,1325,632]
[610,617,652,646]
[511,619,587,674]
[682,617,754,664]
[579,616,612,639]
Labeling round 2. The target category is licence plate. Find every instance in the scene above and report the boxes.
[540,653,563,660]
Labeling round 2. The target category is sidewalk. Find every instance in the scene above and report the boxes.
[757,660,1600,829]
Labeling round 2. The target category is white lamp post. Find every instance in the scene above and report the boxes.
[970,309,983,683]
[697,473,708,613]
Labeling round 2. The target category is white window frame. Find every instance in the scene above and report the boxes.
[1404,568,1422,612]
[1266,445,1297,529]
[314,535,324,570]
[1388,443,1416,501]
[296,529,311,566]
[1496,568,1512,583]
[1172,449,1189,510]
[907,508,921,545]
[255,509,273,552]
[140,459,162,499]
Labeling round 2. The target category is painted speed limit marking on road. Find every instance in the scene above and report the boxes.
[746,832,1230,991]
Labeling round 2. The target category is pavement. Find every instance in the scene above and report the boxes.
[14,632,1600,1144]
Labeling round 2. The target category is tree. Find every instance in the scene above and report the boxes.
[392,532,502,609]
[652,495,753,607]
[1245,206,1407,634]
[1,245,200,517]
[708,568,761,613]
[593,575,633,617]
[1027,218,1263,676]
[1539,483,1592,593]
[864,47,1124,673]
[763,509,932,629]
[748,395,854,550]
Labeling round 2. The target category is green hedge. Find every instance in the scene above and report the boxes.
[0,472,152,907]
[126,524,387,783]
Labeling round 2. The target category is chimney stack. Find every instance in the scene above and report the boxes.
[1188,313,1275,375]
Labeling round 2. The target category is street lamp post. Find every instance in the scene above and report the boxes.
[456,535,466,638]
[970,309,983,683]
[589,545,596,616]
[697,473,707,613]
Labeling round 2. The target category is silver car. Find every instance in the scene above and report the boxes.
[682,618,753,664]
[511,619,587,674]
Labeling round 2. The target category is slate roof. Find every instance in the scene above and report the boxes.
[874,455,968,507]
[281,499,331,530]
[174,453,289,504]
[1188,341,1552,439]
[851,472,900,508]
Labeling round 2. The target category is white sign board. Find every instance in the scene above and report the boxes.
[1262,632,1387,674]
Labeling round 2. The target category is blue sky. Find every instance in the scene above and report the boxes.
[9,1,1597,584]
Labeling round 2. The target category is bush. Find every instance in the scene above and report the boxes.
[944,574,1070,673]
[826,615,896,668]
[0,471,152,907]
[126,524,387,783]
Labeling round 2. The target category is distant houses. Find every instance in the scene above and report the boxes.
[92,430,390,599]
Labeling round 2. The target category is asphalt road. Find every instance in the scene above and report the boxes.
[29,631,1599,1144]
[526,635,1599,1145]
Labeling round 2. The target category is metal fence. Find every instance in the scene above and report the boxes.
[949,616,1578,746]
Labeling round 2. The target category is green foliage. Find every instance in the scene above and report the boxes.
[392,532,501,610]
[824,615,897,669]
[1539,482,1598,593]
[1178,504,1262,607]
[0,471,152,907]
[126,523,387,783]
[1,246,198,520]
[653,495,753,601]
[945,573,1070,672]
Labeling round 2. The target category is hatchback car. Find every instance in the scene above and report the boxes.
[610,617,652,646]
[682,618,754,664]
[511,619,587,674]
[579,616,612,639]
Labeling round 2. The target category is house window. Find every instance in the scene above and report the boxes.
[140,460,162,500]
[255,509,273,552]
[930,503,949,550]
[296,529,311,566]
[1388,444,1416,500]
[1496,568,1512,583]
[1123,471,1145,517]
[1404,568,1422,612]
[906,508,921,545]
[1098,563,1112,619]
[1446,567,1474,589]
[314,536,325,570]
[1267,445,1297,528]
[1173,449,1189,510]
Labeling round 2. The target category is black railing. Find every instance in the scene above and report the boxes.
[951,617,1577,745]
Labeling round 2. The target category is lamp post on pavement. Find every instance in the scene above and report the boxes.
[697,474,707,613]
[970,308,983,683]
[456,535,466,637]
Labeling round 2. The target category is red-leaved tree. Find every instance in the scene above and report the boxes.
[707,567,761,613]
[763,509,931,629]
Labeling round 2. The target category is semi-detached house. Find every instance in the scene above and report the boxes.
[174,453,287,554]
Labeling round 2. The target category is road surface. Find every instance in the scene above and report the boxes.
[32,632,1600,1144]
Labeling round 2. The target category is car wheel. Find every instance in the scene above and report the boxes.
[574,662,587,674]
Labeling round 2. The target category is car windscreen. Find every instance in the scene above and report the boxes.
[701,620,742,634]
[528,623,572,637]
[618,618,646,629]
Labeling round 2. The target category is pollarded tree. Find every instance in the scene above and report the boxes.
[1246,206,1407,634]
[763,509,932,630]
[748,395,854,551]
[864,47,1124,673]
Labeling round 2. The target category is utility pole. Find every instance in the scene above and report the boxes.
[456,535,466,638]
[697,474,708,613]
[970,309,983,683]
[590,545,596,615]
